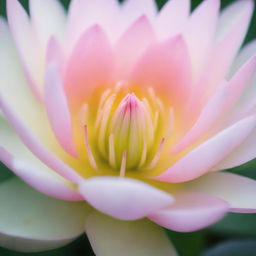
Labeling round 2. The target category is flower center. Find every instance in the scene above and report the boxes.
[81,85,170,176]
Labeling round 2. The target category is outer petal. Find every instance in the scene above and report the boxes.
[216,0,253,42]
[45,62,77,157]
[64,25,114,110]
[67,0,119,46]
[148,192,228,232]
[121,0,157,30]
[213,130,256,170]
[0,178,88,252]
[0,150,83,201]
[29,0,66,47]
[0,117,82,201]
[7,0,44,96]
[85,211,178,256]
[156,115,256,182]
[156,0,190,39]
[196,0,254,102]
[115,15,156,78]
[224,57,256,112]
[228,63,256,130]
[182,172,256,213]
[0,18,76,166]
[230,40,256,76]
[214,0,253,80]
[229,45,256,114]
[79,177,174,220]
[0,18,42,119]
[0,96,83,184]
[184,0,220,80]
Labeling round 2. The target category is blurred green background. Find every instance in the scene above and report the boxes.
[0,0,256,255]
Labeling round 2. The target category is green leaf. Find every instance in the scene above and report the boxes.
[0,235,95,256]
[0,163,14,182]
[202,240,256,256]
[210,213,256,237]
[229,159,256,179]
[166,230,206,256]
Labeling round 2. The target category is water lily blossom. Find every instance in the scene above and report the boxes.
[0,0,256,255]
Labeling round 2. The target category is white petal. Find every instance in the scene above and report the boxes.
[0,95,82,183]
[182,172,256,213]
[7,0,44,94]
[184,0,220,80]
[0,18,41,114]
[29,0,66,47]
[0,116,82,201]
[213,129,256,170]
[230,42,256,110]
[156,0,190,39]
[0,178,88,252]
[0,18,72,159]
[85,211,178,256]
[216,0,254,42]
[230,40,256,76]
[67,0,120,46]
[120,0,157,31]
[196,0,254,102]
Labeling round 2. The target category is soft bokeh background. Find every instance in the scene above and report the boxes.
[0,0,255,255]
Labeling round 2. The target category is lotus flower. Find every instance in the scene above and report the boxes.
[0,0,256,255]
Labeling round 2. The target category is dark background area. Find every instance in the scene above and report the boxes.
[0,0,256,255]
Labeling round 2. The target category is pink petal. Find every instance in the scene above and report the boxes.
[173,81,229,153]
[46,36,64,68]
[0,96,82,184]
[184,0,220,80]
[148,192,228,232]
[64,25,114,110]
[183,172,256,213]
[130,35,192,109]
[156,115,256,182]
[79,176,174,220]
[45,62,77,157]
[29,0,66,47]
[115,15,156,78]
[156,0,190,39]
